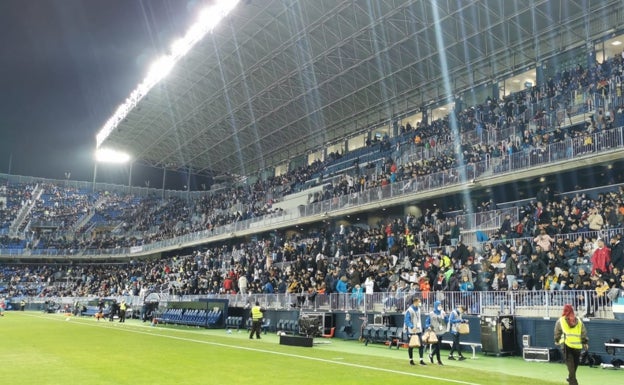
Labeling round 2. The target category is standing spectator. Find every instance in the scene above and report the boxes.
[364,276,375,295]
[335,276,349,310]
[223,275,235,294]
[534,228,555,252]
[449,220,460,246]
[526,253,548,290]
[364,276,375,309]
[604,206,619,228]
[609,235,624,271]
[238,273,248,296]
[336,276,348,294]
[590,238,611,275]
[350,284,364,309]
[505,252,520,288]
[587,207,604,231]
[554,304,588,385]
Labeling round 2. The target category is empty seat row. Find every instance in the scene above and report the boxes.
[181,309,222,326]
[276,319,298,334]
[155,308,222,328]
[361,325,405,348]
[225,316,243,330]
[245,318,271,334]
[157,308,183,323]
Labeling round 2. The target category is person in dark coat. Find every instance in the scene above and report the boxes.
[610,234,624,271]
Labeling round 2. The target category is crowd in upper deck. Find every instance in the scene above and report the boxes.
[0,50,620,255]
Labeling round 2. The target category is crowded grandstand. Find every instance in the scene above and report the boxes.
[1,0,624,330]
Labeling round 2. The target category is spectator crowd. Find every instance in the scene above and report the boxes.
[2,45,624,319]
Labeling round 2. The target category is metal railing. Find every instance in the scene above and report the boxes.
[13,289,620,320]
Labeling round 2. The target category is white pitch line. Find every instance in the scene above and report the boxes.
[30,313,484,385]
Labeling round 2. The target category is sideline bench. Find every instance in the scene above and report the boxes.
[156,309,222,328]
[225,316,243,331]
[604,341,624,355]
[441,339,482,359]
[245,317,272,334]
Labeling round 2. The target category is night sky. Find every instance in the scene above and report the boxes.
[0,0,201,185]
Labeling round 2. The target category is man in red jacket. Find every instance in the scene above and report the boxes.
[590,238,611,275]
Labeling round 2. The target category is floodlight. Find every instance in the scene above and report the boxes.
[199,7,221,30]
[95,0,241,149]
[146,57,175,84]
[171,37,192,57]
[95,148,131,164]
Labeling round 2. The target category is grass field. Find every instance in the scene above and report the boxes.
[0,311,619,385]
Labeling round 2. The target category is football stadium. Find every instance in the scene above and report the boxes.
[2,1,624,384]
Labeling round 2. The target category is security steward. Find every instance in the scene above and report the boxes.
[249,301,264,339]
[20,299,26,311]
[119,300,127,323]
[554,304,588,385]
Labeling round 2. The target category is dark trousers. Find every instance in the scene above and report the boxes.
[250,320,262,339]
[119,309,126,322]
[408,333,424,361]
[563,346,581,385]
[430,338,443,362]
[449,333,463,357]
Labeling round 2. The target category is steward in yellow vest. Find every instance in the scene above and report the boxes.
[553,304,588,385]
[249,302,264,339]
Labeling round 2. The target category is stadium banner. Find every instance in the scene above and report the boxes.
[130,246,143,254]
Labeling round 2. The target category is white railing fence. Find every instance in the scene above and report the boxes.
[15,289,619,320]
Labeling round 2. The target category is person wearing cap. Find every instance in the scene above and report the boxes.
[403,296,426,366]
[554,304,588,385]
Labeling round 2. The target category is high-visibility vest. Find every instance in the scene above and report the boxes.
[406,234,415,247]
[559,316,583,349]
[251,306,263,321]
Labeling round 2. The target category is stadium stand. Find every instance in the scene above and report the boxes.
[2,15,624,336]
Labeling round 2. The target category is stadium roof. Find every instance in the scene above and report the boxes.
[96,0,620,177]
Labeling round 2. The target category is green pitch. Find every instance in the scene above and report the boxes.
[0,312,617,385]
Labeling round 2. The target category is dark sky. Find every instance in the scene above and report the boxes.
[0,0,202,185]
